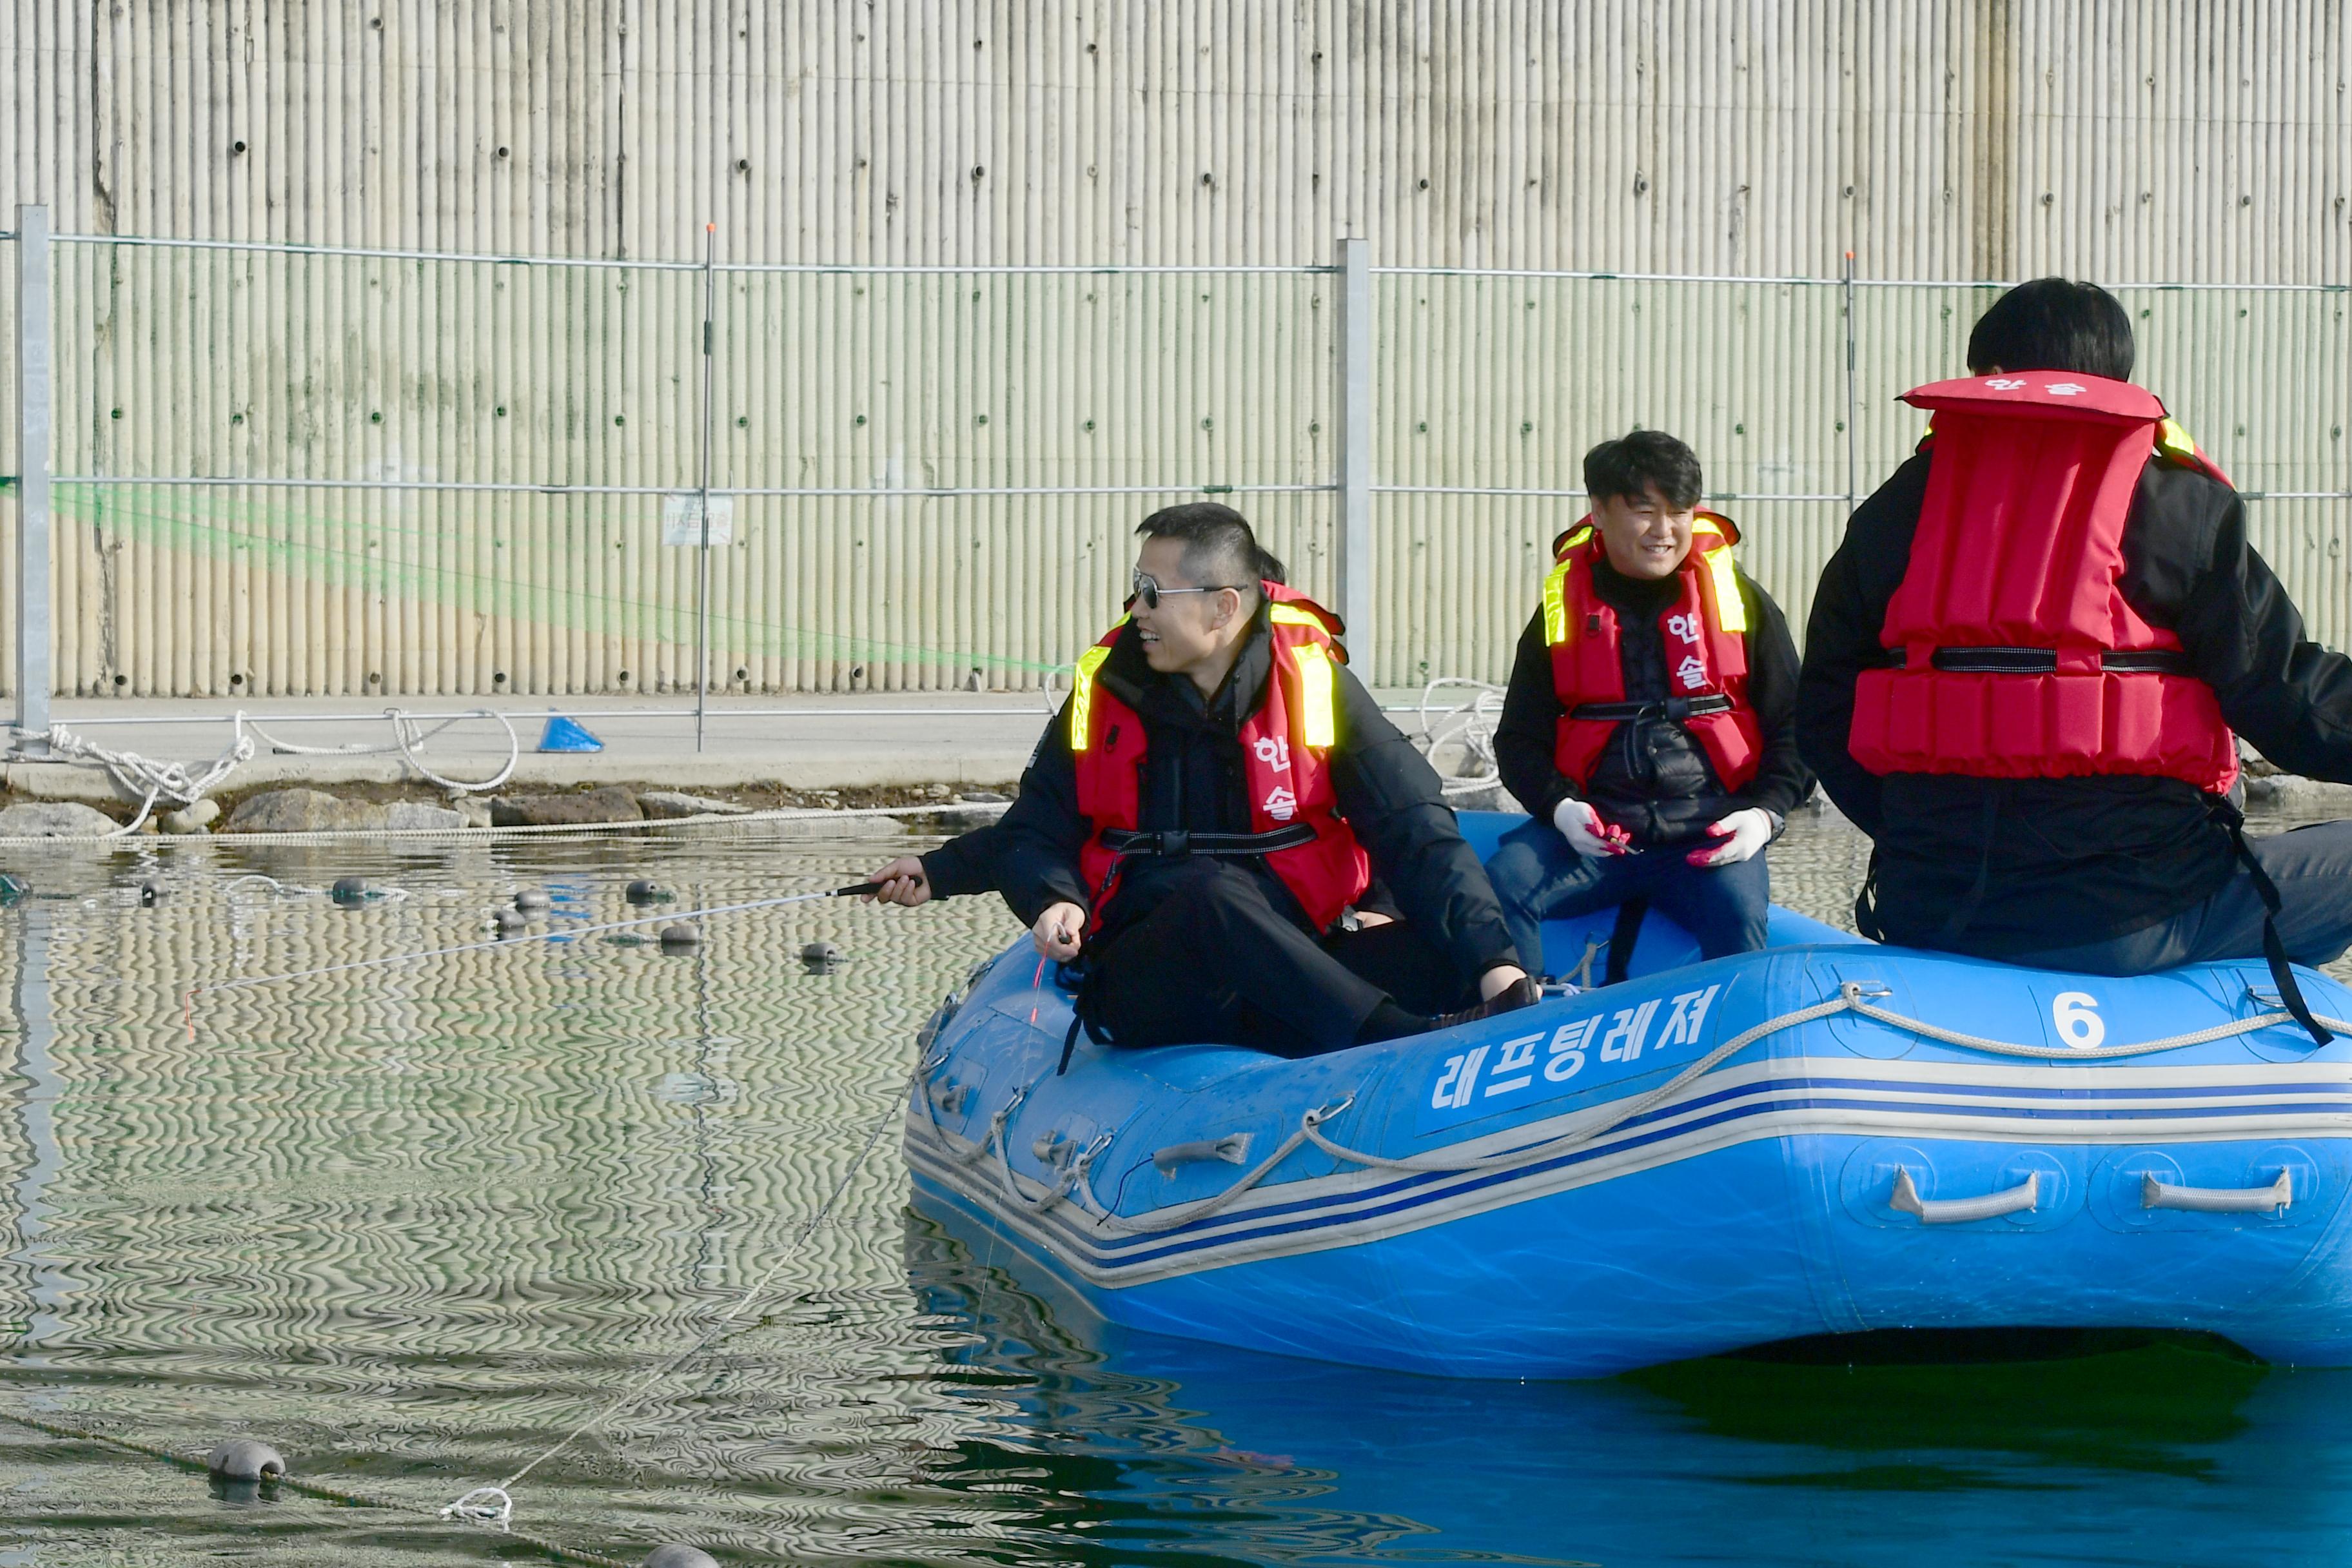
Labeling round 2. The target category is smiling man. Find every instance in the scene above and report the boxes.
[989,502,1533,1057]
[1486,431,1813,979]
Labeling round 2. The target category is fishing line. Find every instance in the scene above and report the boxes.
[440,1057,916,1531]
[180,883,884,1041]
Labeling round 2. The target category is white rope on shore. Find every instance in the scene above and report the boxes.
[239,709,520,794]
[24,709,521,840]
[0,795,1008,847]
[37,720,259,836]
[1415,677,1507,799]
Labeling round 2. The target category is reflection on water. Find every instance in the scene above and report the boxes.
[0,804,2345,1565]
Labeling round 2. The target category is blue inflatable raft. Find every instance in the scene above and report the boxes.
[904,812,2352,1378]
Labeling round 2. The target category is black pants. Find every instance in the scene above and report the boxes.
[2024,819,2352,974]
[1083,861,1475,1057]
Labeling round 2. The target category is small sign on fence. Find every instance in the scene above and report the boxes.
[662,491,735,547]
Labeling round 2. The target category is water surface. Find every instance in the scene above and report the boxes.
[1,804,2347,1566]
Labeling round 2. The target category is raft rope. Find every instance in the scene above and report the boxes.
[948,983,2352,1237]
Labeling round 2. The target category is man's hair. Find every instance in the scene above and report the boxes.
[1966,277,2136,381]
[1583,429,1704,511]
[1135,502,1265,596]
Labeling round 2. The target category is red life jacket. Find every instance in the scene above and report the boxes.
[1068,583,1371,934]
[1542,513,1763,794]
[1848,371,2239,793]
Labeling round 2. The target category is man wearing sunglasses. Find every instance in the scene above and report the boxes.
[987,502,1535,1057]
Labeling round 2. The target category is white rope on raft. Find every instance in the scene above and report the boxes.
[1023,983,2352,1236]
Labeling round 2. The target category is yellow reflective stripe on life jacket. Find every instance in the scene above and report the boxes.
[1542,557,1575,644]
[1068,643,1115,751]
[2155,416,2201,467]
[1290,640,1338,749]
[1701,542,1747,634]
[1268,603,1323,630]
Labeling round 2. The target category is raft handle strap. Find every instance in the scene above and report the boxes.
[2144,1168,2293,1214]
[1889,1166,2039,1225]
[1153,1134,1254,1176]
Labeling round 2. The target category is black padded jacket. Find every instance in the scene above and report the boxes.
[1796,448,2352,956]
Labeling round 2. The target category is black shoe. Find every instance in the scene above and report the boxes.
[1430,975,1540,1031]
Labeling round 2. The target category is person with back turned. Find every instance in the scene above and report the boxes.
[1797,277,2352,1038]
[976,502,1534,1057]
[1486,431,1812,979]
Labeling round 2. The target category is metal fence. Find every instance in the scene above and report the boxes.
[5,208,2347,728]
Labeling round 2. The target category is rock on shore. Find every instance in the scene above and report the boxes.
[224,789,470,833]
[0,801,123,837]
[640,790,752,820]
[489,787,644,827]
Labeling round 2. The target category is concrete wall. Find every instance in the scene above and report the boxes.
[1,1,2345,696]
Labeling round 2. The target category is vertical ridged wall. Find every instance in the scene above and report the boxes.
[1,1,2345,696]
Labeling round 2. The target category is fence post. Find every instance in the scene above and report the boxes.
[1841,250,1859,516]
[694,221,716,754]
[1333,235,1375,681]
[13,205,52,754]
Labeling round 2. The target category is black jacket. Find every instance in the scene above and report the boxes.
[1494,556,1812,845]
[994,604,1521,979]
[1797,448,2352,955]
[919,823,1005,899]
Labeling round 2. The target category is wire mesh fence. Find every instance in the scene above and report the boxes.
[3,226,2345,700]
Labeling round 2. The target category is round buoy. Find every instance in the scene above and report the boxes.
[493,907,530,936]
[138,877,163,906]
[514,888,551,912]
[641,1546,720,1568]
[801,940,843,972]
[625,879,674,905]
[658,922,702,949]
[205,1437,285,1481]
[330,876,370,906]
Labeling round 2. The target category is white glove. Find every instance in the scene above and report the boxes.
[1553,798,1631,858]
[1686,807,1774,867]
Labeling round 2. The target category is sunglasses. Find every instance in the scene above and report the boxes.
[1131,569,1247,611]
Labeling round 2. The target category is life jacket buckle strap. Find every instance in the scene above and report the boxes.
[1890,645,2197,676]
[1568,693,1734,723]
[1099,823,1319,858]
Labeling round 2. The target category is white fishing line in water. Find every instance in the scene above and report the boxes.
[440,1066,913,1533]
[151,866,928,1547]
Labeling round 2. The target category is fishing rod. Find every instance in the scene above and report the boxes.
[180,882,886,1041]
